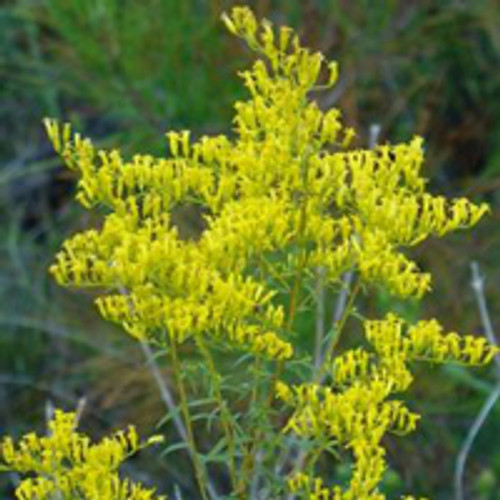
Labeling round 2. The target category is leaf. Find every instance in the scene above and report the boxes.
[200,437,229,464]
[443,364,494,394]
[160,441,190,458]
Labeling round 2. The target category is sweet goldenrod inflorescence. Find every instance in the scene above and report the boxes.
[0,410,165,500]
[279,313,498,499]
[288,472,429,500]
[45,6,487,357]
[41,5,497,500]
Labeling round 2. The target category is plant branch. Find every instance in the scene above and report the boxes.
[139,340,188,443]
[196,335,240,496]
[469,262,500,373]
[313,266,326,373]
[454,382,500,500]
[454,262,500,500]
[169,340,213,500]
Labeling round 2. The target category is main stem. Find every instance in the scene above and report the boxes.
[243,147,313,494]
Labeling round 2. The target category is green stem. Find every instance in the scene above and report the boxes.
[316,277,361,382]
[196,336,240,497]
[236,355,263,496]
[169,340,210,500]
[258,253,291,292]
[305,445,325,477]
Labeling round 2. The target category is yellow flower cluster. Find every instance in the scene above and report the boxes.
[279,313,498,499]
[45,5,488,359]
[288,472,427,500]
[0,410,165,500]
[364,314,498,368]
[46,4,487,358]
[45,7,487,361]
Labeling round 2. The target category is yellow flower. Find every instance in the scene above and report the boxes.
[0,410,165,500]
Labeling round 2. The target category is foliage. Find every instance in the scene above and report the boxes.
[28,6,499,499]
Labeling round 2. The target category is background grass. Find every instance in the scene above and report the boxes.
[1,0,500,498]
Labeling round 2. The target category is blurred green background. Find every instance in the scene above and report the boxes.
[1,0,500,498]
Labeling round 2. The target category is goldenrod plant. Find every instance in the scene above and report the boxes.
[0,409,165,500]
[7,5,496,499]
